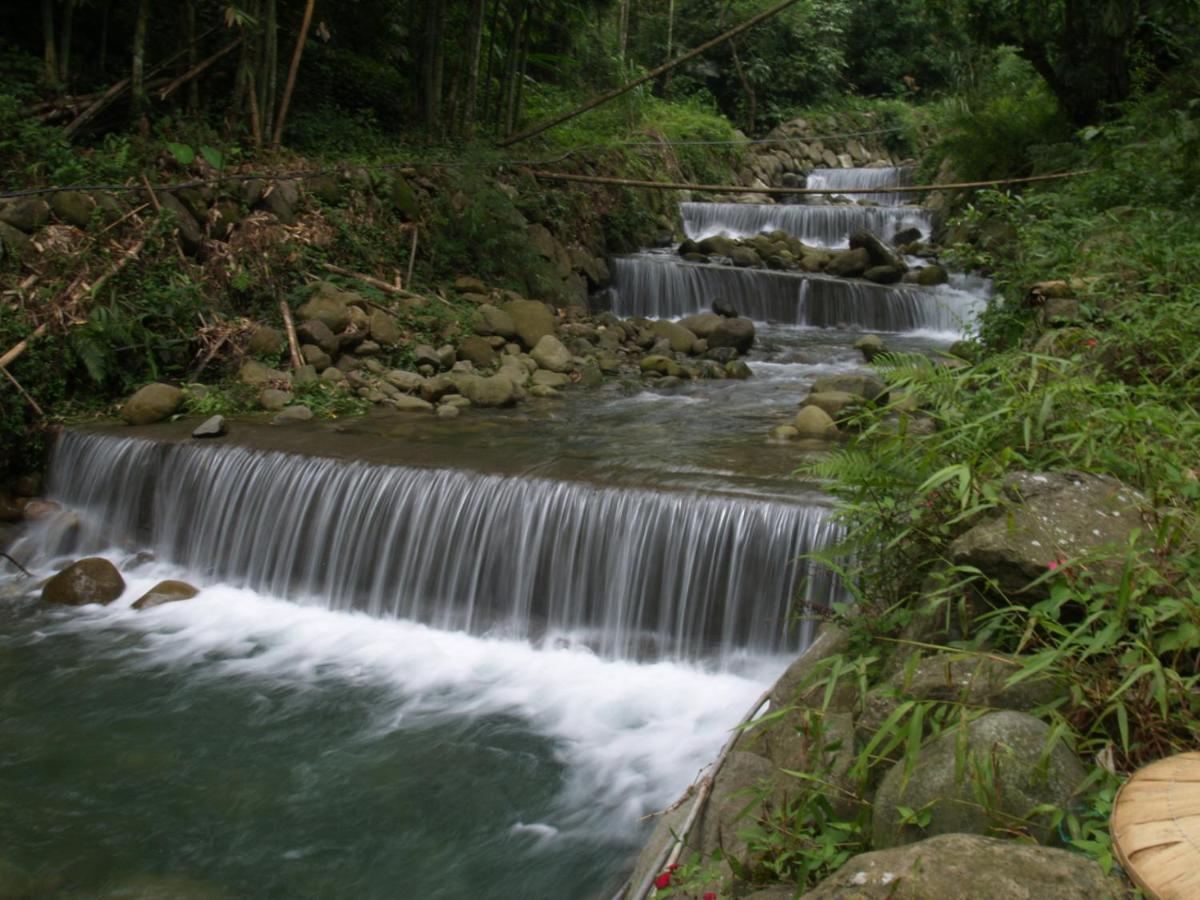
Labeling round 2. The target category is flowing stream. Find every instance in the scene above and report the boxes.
[0,167,989,899]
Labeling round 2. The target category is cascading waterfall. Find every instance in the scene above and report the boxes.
[32,430,844,662]
[805,165,915,206]
[603,254,982,332]
[680,201,933,246]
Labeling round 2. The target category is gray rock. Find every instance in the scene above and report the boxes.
[192,415,227,438]
[157,192,203,253]
[414,344,442,368]
[50,190,97,228]
[320,366,345,384]
[850,230,908,271]
[132,579,199,610]
[42,557,125,606]
[792,405,837,439]
[355,340,382,356]
[640,355,682,377]
[811,374,888,403]
[0,221,34,262]
[390,395,434,412]
[301,344,332,372]
[871,711,1087,849]
[729,246,762,268]
[695,751,778,867]
[296,285,351,333]
[458,336,499,368]
[384,370,425,393]
[679,312,723,339]
[949,471,1150,597]
[802,833,1122,899]
[259,388,293,411]
[503,299,556,350]
[121,383,182,425]
[713,298,740,318]
[0,197,50,232]
[725,360,753,379]
[708,317,756,354]
[916,264,950,286]
[453,373,518,407]
[473,304,518,338]
[826,247,871,278]
[248,325,285,357]
[854,334,885,361]
[531,370,570,388]
[865,264,905,284]
[369,309,402,346]
[293,364,318,386]
[262,179,300,224]
[297,319,339,356]
[436,403,460,418]
[272,405,314,424]
[802,391,862,421]
[530,334,573,372]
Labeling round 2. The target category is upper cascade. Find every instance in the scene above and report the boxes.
[680,201,933,247]
[804,165,917,207]
[27,430,845,664]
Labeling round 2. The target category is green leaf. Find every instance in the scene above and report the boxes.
[167,142,195,166]
[200,145,225,171]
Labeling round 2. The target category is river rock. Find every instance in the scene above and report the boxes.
[272,405,314,424]
[503,299,556,350]
[826,247,871,278]
[0,221,34,262]
[454,373,518,407]
[855,334,885,361]
[793,405,838,438]
[301,344,332,371]
[916,264,950,286]
[729,246,762,268]
[192,415,227,438]
[650,320,697,354]
[713,299,740,318]
[698,235,736,257]
[640,355,682,377]
[802,833,1122,899]
[0,197,50,232]
[802,391,862,421]
[865,265,904,284]
[811,374,888,403]
[679,312,723,339]
[850,230,908,271]
[296,319,338,356]
[892,226,923,247]
[390,395,434,412]
[369,309,403,346]
[42,557,125,606]
[695,750,778,868]
[248,325,285,356]
[385,370,425,393]
[725,360,752,379]
[708,317,756,353]
[121,383,182,425]
[413,344,442,368]
[473,304,518,338]
[50,190,97,228]
[530,335,573,372]
[948,471,1150,597]
[531,370,570,388]
[872,711,1087,849]
[259,388,292,411]
[296,285,351,333]
[459,336,499,368]
[132,579,200,610]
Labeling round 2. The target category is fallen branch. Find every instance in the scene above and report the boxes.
[320,262,420,298]
[0,552,32,578]
[0,324,48,370]
[497,0,805,147]
[157,38,242,102]
[406,225,419,288]
[279,298,303,371]
[1,365,45,417]
[530,169,1095,196]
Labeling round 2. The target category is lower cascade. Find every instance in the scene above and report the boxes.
[30,430,844,662]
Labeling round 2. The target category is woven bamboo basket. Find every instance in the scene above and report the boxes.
[1111,751,1200,899]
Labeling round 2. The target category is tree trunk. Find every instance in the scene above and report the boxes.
[131,0,150,125]
[59,0,77,84]
[99,0,110,75]
[617,0,630,75]
[41,0,57,85]
[462,0,487,138]
[271,0,315,148]
[666,0,675,63]
[262,0,278,142]
[480,0,502,127]
[509,11,530,136]
[499,1,527,135]
[729,39,755,133]
[185,0,199,112]
[419,0,447,132]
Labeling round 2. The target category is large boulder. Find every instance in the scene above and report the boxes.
[261,179,300,225]
[0,221,35,263]
[296,284,352,333]
[157,192,203,253]
[679,312,723,339]
[530,334,573,373]
[708,317,756,354]
[50,190,97,228]
[729,246,762,268]
[473,304,518,339]
[247,325,285,356]
[801,391,862,422]
[802,833,1124,899]
[810,374,888,404]
[296,319,339,356]
[458,336,499,368]
[650,320,697,354]
[42,557,125,606]
[792,405,838,439]
[369,310,402,347]
[694,751,778,868]
[826,247,871,278]
[949,471,1150,597]
[0,197,50,232]
[239,360,291,387]
[849,230,908,271]
[133,580,200,611]
[121,383,182,425]
[453,373,518,407]
[871,711,1087,849]
[503,299,556,350]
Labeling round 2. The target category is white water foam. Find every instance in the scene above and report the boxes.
[35,557,781,842]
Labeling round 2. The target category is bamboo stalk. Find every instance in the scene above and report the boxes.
[1,364,45,417]
[279,298,303,371]
[319,262,420,297]
[0,324,47,370]
[406,226,419,288]
[530,168,1094,196]
[157,38,242,102]
[271,0,316,149]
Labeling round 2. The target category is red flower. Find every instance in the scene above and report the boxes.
[1086,338,1098,347]
[668,864,679,872]
[704,894,718,900]
[654,871,672,889]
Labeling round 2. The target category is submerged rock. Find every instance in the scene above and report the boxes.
[121,383,182,426]
[803,833,1122,899]
[42,557,125,606]
[132,579,200,610]
[192,415,227,438]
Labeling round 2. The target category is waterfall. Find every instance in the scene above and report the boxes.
[32,430,844,662]
[805,166,915,206]
[604,254,982,333]
[680,202,933,247]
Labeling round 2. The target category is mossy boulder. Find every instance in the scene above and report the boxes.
[368,310,402,347]
[826,247,871,278]
[248,325,285,356]
[239,360,291,387]
[42,557,125,606]
[708,317,756,354]
[473,304,518,339]
[792,405,838,438]
[121,383,183,425]
[871,711,1087,849]
[296,284,352,333]
[502,299,556,350]
[679,312,723,339]
[530,335,573,373]
[458,336,499,368]
[0,197,50,232]
[810,374,888,403]
[50,190,97,228]
[132,580,200,611]
[640,355,683,377]
[650,320,697,354]
[453,373,518,407]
